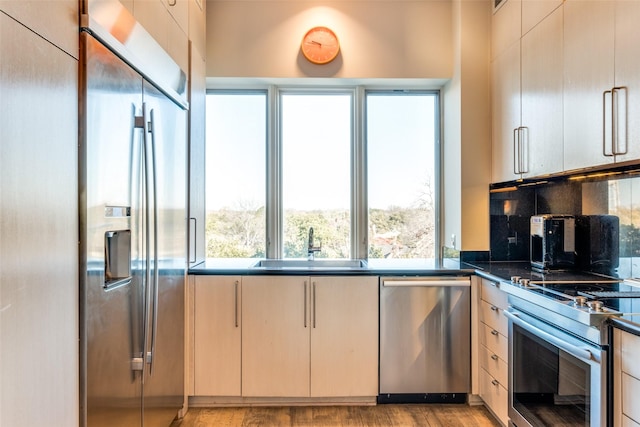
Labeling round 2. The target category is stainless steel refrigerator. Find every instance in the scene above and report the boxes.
[79,3,188,426]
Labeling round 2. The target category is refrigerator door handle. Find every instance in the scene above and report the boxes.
[147,108,160,376]
[134,102,153,379]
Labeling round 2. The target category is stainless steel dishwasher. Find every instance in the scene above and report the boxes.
[379,276,471,403]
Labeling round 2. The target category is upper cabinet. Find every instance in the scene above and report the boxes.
[188,0,206,61]
[491,0,522,183]
[491,0,521,61]
[563,0,615,172]
[521,0,562,36]
[165,0,188,34]
[563,0,640,171]
[492,0,564,182]
[115,0,203,74]
[492,0,640,183]
[613,1,640,164]
[0,0,78,58]
[491,40,522,183]
[520,5,563,177]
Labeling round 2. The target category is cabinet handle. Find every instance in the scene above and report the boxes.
[189,217,197,263]
[304,281,308,328]
[518,126,528,173]
[168,0,177,5]
[234,280,239,328]
[491,354,499,361]
[490,305,499,312]
[613,86,628,155]
[491,379,499,386]
[513,127,528,174]
[603,89,614,157]
[491,329,499,336]
[312,282,317,328]
[513,127,520,174]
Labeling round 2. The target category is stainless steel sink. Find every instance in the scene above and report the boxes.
[252,259,368,269]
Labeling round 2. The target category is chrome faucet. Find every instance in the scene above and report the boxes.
[307,227,322,260]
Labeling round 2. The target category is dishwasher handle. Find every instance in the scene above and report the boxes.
[382,278,470,287]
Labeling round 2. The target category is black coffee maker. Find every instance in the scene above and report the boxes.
[530,214,576,271]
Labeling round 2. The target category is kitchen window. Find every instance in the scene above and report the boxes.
[367,92,438,259]
[281,92,352,258]
[205,87,440,260]
[205,91,267,258]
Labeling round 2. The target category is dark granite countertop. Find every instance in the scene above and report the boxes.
[470,260,622,283]
[609,316,640,337]
[189,257,477,276]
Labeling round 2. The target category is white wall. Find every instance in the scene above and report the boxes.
[206,0,453,79]
[205,0,491,253]
[443,0,491,252]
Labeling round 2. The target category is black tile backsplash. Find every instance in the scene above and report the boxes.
[489,172,640,279]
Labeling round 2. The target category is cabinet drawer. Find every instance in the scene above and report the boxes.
[479,368,509,426]
[623,372,640,424]
[621,331,640,380]
[480,323,508,360]
[479,344,508,388]
[480,300,508,336]
[481,279,508,308]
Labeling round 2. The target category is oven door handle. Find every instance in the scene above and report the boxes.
[504,311,593,362]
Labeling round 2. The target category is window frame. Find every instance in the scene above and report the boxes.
[205,85,441,260]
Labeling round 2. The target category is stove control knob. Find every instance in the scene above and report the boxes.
[587,300,604,312]
[574,296,587,307]
[511,276,521,284]
[519,278,531,287]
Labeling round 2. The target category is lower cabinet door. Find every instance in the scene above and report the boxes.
[193,276,241,396]
[242,276,310,397]
[310,276,379,397]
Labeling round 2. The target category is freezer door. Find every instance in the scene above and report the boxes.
[81,33,145,427]
[141,80,187,427]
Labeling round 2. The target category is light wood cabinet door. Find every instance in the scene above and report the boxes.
[310,276,379,397]
[491,40,521,183]
[166,13,189,75]
[242,276,310,397]
[521,0,562,36]
[491,0,521,61]
[123,0,189,74]
[188,42,206,267]
[188,0,206,61]
[563,0,615,171]
[165,0,189,34]
[613,0,640,164]
[0,0,78,57]
[614,328,640,426]
[193,276,241,396]
[132,0,168,50]
[520,4,563,178]
[1,13,79,426]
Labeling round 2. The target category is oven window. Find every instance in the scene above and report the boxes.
[513,324,591,426]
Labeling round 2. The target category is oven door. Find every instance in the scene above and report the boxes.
[505,309,606,427]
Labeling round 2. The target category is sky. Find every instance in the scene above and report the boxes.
[205,91,437,212]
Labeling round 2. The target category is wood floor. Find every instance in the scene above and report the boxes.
[172,404,500,427]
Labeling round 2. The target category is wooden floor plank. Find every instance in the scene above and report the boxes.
[174,404,500,427]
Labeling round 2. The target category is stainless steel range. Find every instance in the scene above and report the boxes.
[501,275,640,427]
